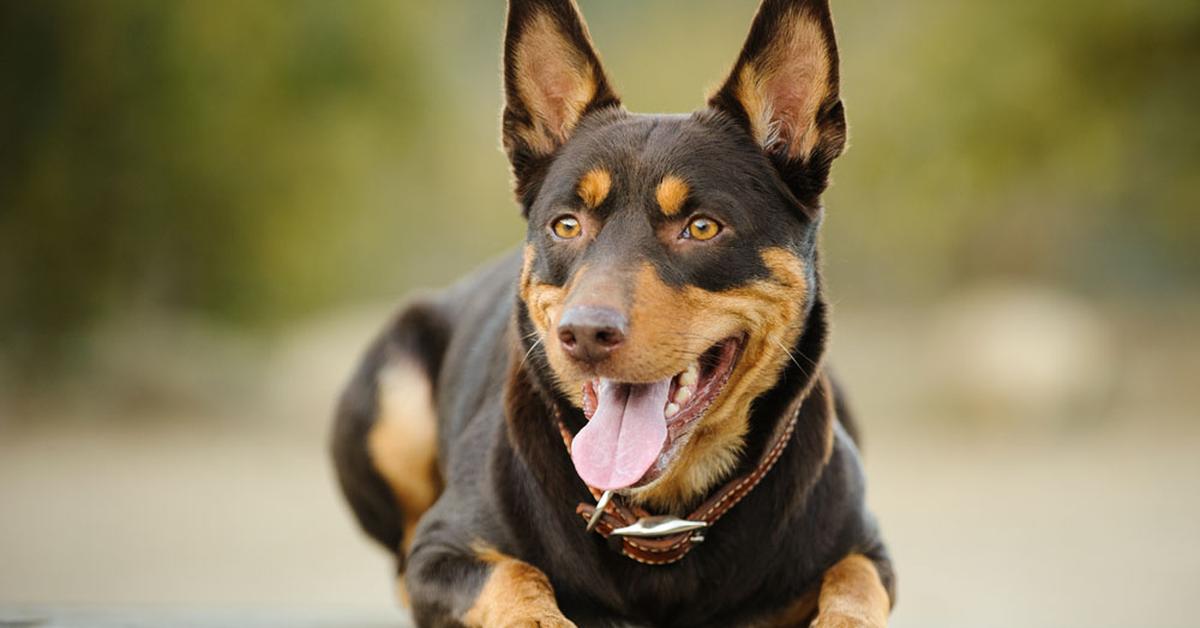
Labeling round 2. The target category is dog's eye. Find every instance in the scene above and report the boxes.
[551,215,582,240]
[683,216,722,241]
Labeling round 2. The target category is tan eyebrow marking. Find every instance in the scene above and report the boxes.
[656,175,689,216]
[577,168,612,209]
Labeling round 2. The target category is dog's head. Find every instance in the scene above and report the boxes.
[507,0,844,509]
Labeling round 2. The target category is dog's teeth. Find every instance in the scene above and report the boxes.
[680,364,699,386]
[665,403,680,418]
[675,386,692,404]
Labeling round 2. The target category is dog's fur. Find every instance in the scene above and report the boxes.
[332,1,895,625]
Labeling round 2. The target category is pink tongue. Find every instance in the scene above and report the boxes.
[571,378,670,491]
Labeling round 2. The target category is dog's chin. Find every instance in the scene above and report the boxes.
[577,336,745,491]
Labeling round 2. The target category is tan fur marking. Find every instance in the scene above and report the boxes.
[463,545,574,627]
[752,589,819,627]
[367,358,440,554]
[513,11,599,155]
[733,8,830,160]
[528,246,808,509]
[521,246,812,509]
[577,168,612,208]
[395,578,411,608]
[521,244,567,334]
[521,246,583,408]
[472,543,511,566]
[520,244,536,296]
[626,249,809,509]
[811,554,891,628]
[656,175,690,216]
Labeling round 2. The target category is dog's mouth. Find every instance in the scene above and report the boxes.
[570,336,743,491]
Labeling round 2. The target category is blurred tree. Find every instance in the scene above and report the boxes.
[0,0,1196,386]
[0,0,448,376]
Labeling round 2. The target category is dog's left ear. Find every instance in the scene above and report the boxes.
[709,0,846,206]
[502,0,620,206]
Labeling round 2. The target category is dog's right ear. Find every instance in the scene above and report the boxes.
[708,0,845,208]
[502,0,620,207]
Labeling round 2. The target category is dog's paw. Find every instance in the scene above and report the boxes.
[496,610,577,628]
[810,612,885,628]
[470,598,577,628]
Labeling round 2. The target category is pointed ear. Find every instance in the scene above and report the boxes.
[708,0,846,204]
[502,0,620,203]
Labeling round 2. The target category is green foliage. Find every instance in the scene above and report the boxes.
[0,0,468,368]
[1,0,1196,373]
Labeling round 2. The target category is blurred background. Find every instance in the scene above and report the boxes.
[1,0,1197,626]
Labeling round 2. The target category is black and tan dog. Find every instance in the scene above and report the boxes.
[332,0,894,625]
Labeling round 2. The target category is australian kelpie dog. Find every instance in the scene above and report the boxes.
[332,0,895,625]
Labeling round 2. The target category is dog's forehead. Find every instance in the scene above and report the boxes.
[533,111,775,214]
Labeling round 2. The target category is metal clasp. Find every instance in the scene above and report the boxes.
[610,516,708,539]
[585,490,615,532]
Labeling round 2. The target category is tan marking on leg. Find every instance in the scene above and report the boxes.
[395,576,410,608]
[752,588,819,627]
[811,554,890,628]
[577,168,612,209]
[656,175,690,216]
[463,545,574,627]
[367,358,440,554]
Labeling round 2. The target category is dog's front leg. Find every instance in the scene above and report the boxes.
[407,541,575,628]
[809,554,891,628]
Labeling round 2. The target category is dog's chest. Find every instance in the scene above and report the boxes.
[550,521,824,626]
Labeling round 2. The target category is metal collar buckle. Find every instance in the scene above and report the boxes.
[612,516,707,543]
[585,490,708,543]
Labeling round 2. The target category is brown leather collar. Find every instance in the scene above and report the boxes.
[553,383,808,565]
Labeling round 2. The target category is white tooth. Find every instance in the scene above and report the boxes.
[675,386,692,404]
[680,364,699,386]
[665,403,680,417]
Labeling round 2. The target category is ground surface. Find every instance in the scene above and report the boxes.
[2,299,1197,627]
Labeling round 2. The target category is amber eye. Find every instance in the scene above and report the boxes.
[684,216,721,241]
[551,215,582,239]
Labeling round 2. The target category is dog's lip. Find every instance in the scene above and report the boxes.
[578,336,744,488]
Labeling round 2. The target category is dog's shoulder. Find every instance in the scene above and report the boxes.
[433,247,525,438]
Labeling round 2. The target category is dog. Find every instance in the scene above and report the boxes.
[332,0,895,625]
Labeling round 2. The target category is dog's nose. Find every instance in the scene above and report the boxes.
[557,306,627,364]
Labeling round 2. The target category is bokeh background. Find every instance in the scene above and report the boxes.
[2,0,1198,626]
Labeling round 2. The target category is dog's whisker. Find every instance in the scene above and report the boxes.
[519,337,544,369]
[773,337,803,371]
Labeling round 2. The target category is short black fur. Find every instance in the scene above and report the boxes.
[332,0,895,625]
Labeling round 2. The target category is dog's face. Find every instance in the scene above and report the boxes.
[506,0,845,509]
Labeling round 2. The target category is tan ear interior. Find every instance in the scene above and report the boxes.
[725,5,834,161]
[512,10,600,156]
